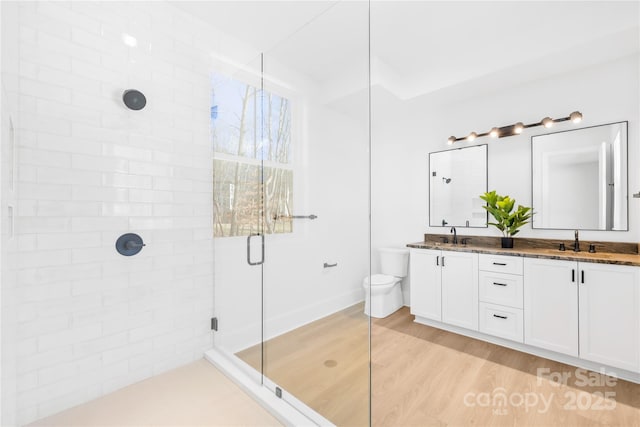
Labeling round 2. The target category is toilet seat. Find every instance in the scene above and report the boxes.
[368,274,396,285]
[363,274,398,290]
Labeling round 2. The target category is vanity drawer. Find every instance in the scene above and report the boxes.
[479,271,523,309]
[479,254,523,275]
[479,302,524,343]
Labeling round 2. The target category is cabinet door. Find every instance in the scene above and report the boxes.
[441,251,478,330]
[409,249,442,321]
[579,262,640,372]
[524,258,579,357]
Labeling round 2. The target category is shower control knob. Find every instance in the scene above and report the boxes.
[125,241,145,250]
[116,233,145,256]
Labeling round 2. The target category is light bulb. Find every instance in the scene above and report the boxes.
[514,122,524,134]
[489,127,499,138]
[542,117,553,128]
[570,111,583,123]
[467,132,477,141]
[447,136,456,145]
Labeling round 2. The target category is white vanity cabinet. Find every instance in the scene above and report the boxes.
[410,244,640,379]
[478,254,524,342]
[409,249,478,330]
[441,251,479,330]
[524,258,579,357]
[524,258,640,372]
[409,249,441,321]
[578,262,640,373]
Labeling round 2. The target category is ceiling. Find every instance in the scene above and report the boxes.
[172,1,640,105]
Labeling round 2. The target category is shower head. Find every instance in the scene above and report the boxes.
[123,89,146,110]
[442,177,452,184]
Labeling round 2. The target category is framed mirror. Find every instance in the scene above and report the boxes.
[429,144,488,227]
[531,121,628,230]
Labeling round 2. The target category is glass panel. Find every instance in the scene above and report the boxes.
[212,55,265,368]
[239,1,372,424]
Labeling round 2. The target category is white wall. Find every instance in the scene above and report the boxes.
[0,1,263,423]
[1,2,21,425]
[372,54,640,304]
[262,100,369,343]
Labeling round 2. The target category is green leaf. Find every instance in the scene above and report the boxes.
[480,191,533,237]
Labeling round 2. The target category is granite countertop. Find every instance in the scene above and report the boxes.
[407,241,640,267]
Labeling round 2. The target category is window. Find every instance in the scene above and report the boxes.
[212,73,293,237]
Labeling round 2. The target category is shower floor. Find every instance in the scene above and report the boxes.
[26,359,281,427]
[238,304,640,427]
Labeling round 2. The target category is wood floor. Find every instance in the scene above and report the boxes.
[237,305,640,427]
[236,304,370,426]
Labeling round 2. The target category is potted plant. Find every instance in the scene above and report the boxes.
[480,191,533,248]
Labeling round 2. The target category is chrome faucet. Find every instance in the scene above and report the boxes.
[573,230,580,252]
[450,226,458,244]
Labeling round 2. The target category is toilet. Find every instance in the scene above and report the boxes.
[363,248,409,318]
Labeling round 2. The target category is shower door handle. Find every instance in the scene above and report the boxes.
[247,233,265,266]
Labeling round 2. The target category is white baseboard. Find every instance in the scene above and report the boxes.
[220,289,364,353]
[263,288,363,342]
[414,316,640,384]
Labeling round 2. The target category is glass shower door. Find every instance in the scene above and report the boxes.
[212,2,372,424]
[211,55,266,381]
[257,2,372,424]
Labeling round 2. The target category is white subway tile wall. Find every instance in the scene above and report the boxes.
[3,1,233,423]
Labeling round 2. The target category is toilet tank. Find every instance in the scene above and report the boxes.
[379,248,409,278]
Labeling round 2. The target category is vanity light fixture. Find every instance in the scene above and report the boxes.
[447,111,583,144]
[570,111,583,123]
[514,122,524,134]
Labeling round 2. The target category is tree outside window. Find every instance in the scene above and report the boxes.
[212,73,293,237]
